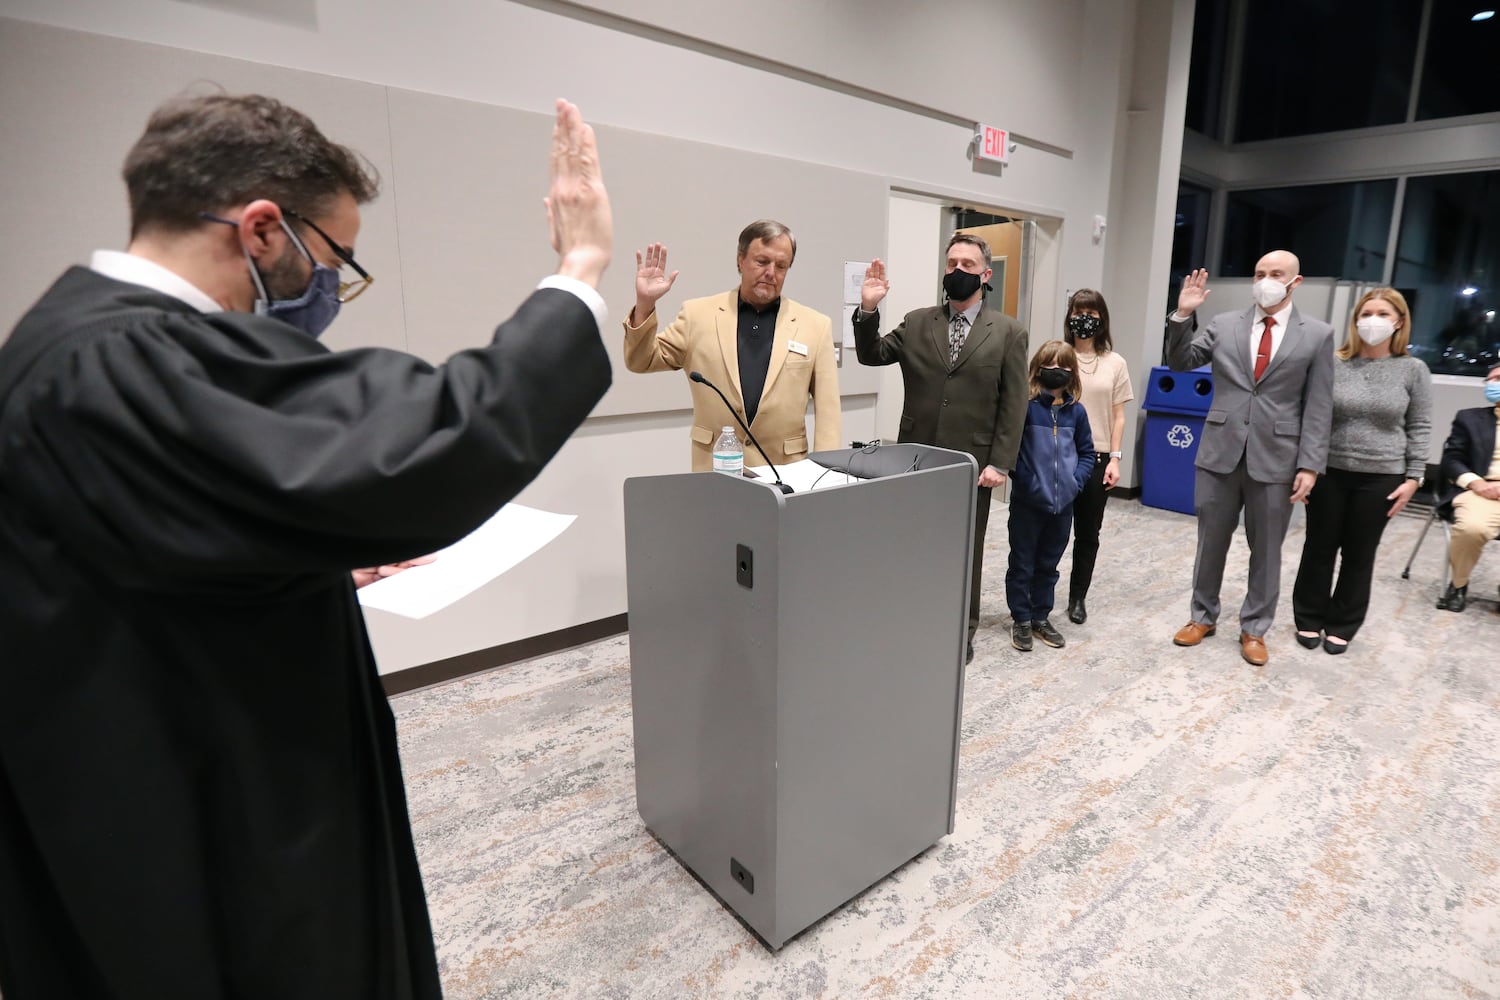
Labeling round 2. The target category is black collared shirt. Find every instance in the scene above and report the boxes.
[737,295,780,425]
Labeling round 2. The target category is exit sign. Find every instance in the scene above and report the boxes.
[977,124,1010,164]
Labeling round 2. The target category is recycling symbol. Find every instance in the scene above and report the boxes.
[1167,424,1194,449]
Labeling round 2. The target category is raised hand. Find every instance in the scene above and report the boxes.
[861,259,890,311]
[545,98,612,288]
[634,243,679,322]
[1176,268,1211,316]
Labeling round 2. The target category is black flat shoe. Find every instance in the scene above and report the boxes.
[1295,630,1322,650]
[966,641,975,665]
[1437,583,1467,612]
[1067,597,1087,625]
[1323,637,1349,655]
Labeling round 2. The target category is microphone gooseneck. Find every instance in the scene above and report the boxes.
[688,370,793,494]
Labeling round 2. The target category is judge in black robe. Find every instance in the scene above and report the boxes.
[0,229,610,996]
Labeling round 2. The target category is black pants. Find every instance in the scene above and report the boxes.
[1291,467,1404,641]
[1068,453,1110,601]
[968,485,992,642]
[1006,500,1074,623]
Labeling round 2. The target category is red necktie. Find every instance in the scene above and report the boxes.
[1253,316,1274,381]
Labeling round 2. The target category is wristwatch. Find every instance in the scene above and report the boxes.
[1108,451,1122,459]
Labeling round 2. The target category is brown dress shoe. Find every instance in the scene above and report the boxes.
[1239,632,1268,666]
[1173,621,1216,646]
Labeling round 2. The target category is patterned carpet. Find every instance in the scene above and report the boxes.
[392,498,1500,999]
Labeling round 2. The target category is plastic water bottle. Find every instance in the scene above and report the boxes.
[712,425,744,476]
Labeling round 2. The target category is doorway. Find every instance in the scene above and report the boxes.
[948,207,1034,327]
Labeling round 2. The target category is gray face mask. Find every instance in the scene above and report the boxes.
[245,220,342,339]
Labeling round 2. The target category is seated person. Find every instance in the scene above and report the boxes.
[1436,363,1500,611]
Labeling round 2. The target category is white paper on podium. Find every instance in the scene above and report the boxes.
[746,459,860,492]
[356,504,575,619]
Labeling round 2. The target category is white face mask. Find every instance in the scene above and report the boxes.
[1252,277,1291,309]
[1355,316,1396,346]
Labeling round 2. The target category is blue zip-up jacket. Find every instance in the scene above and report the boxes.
[1010,392,1096,514]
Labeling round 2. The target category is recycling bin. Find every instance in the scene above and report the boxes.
[1140,365,1214,515]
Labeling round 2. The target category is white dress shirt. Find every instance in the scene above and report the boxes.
[1250,305,1290,373]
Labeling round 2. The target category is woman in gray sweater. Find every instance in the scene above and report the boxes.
[1292,288,1431,653]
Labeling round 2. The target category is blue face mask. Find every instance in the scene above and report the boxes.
[1486,381,1500,405]
[202,212,343,339]
[252,258,342,339]
[245,220,342,338]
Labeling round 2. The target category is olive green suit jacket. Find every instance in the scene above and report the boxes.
[852,303,1029,474]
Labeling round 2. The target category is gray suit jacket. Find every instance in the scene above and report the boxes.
[1164,305,1335,483]
[853,303,1029,473]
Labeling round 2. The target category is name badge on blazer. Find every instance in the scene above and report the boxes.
[787,340,809,357]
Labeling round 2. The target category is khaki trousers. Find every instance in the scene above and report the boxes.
[1450,489,1500,587]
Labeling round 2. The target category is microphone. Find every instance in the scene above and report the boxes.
[688,371,793,494]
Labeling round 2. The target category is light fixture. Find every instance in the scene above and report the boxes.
[1462,285,1479,296]
[1474,10,1496,20]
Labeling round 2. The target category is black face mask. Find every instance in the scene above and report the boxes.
[943,268,983,302]
[1067,314,1101,339]
[1037,368,1071,391]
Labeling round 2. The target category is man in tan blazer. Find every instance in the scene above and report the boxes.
[623,219,841,471]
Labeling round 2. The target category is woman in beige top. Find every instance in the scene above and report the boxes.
[1062,289,1134,624]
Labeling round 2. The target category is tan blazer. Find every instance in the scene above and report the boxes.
[624,290,842,471]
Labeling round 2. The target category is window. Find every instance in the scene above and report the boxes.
[1185,0,1231,139]
[1169,180,1213,309]
[1220,181,1395,279]
[1394,169,1500,376]
[1231,0,1422,141]
[1415,1,1500,120]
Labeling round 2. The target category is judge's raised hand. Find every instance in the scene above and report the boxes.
[861,259,890,312]
[1176,268,1211,317]
[633,243,678,324]
[545,98,612,288]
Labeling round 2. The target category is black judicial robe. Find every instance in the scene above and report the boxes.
[0,268,611,998]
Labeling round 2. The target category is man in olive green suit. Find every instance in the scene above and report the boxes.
[853,233,1030,662]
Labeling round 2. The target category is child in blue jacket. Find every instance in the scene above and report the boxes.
[1007,340,1095,651]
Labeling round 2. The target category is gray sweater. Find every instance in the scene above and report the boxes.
[1327,354,1432,479]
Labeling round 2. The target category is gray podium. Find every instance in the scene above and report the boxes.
[624,444,976,949]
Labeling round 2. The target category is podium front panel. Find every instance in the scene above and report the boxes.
[772,460,972,939]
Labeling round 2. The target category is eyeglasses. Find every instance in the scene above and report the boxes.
[283,209,373,303]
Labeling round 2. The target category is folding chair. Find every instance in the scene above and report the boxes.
[1399,483,1451,585]
[1403,481,1500,610]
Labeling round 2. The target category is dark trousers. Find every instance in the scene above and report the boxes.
[1006,500,1074,623]
[968,485,992,642]
[1068,453,1110,601]
[1292,467,1404,641]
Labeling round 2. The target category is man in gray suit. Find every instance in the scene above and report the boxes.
[853,234,1030,663]
[1166,251,1335,665]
